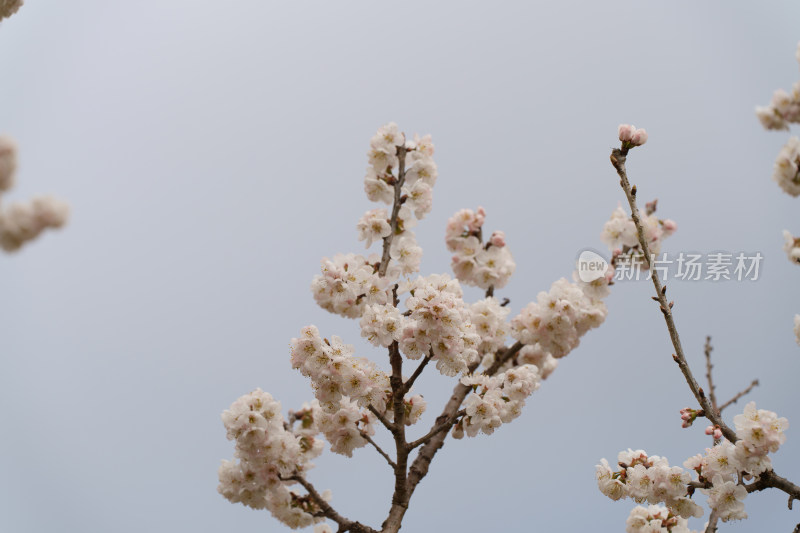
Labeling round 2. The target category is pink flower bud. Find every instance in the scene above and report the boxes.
[618,124,635,142]
[631,128,648,146]
[713,428,723,440]
[705,425,714,436]
[662,219,677,236]
[490,231,506,248]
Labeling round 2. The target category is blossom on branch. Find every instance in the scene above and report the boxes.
[220,123,620,531]
[445,207,516,290]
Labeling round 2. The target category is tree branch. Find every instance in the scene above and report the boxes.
[405,342,524,498]
[484,341,524,376]
[718,380,760,413]
[368,405,397,435]
[286,474,378,533]
[407,409,466,450]
[704,509,719,533]
[610,146,736,443]
[402,354,432,395]
[360,430,397,470]
[610,145,800,504]
[378,145,407,277]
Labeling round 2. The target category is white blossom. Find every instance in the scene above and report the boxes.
[311,253,391,319]
[356,208,391,248]
[704,475,747,522]
[625,505,697,533]
[390,234,423,276]
[601,205,675,258]
[445,207,516,290]
[510,278,607,359]
[400,274,480,376]
[460,365,539,436]
[290,325,391,413]
[468,297,510,358]
[359,303,404,347]
[404,394,426,426]
[733,401,788,458]
[773,137,800,197]
[218,389,328,529]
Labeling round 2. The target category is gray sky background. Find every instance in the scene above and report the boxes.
[2,2,800,532]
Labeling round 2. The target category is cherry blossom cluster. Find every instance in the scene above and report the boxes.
[290,325,391,414]
[294,398,378,458]
[515,343,558,380]
[510,277,609,360]
[398,274,481,377]
[455,364,539,437]
[467,298,559,379]
[445,207,516,290]
[218,389,328,529]
[757,42,800,197]
[625,505,702,533]
[601,203,676,259]
[595,450,703,520]
[771,136,800,197]
[311,125,440,317]
[597,402,789,526]
[618,124,649,148]
[0,135,69,252]
[311,253,390,318]
[783,229,800,264]
[360,123,435,275]
[222,124,622,531]
[0,0,23,21]
[468,297,511,363]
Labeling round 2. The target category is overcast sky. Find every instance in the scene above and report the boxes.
[2,2,800,532]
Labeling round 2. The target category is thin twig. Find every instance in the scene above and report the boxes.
[360,431,397,470]
[407,409,466,450]
[485,341,524,376]
[368,405,396,435]
[611,146,734,442]
[402,354,432,395]
[704,336,718,413]
[718,380,760,412]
